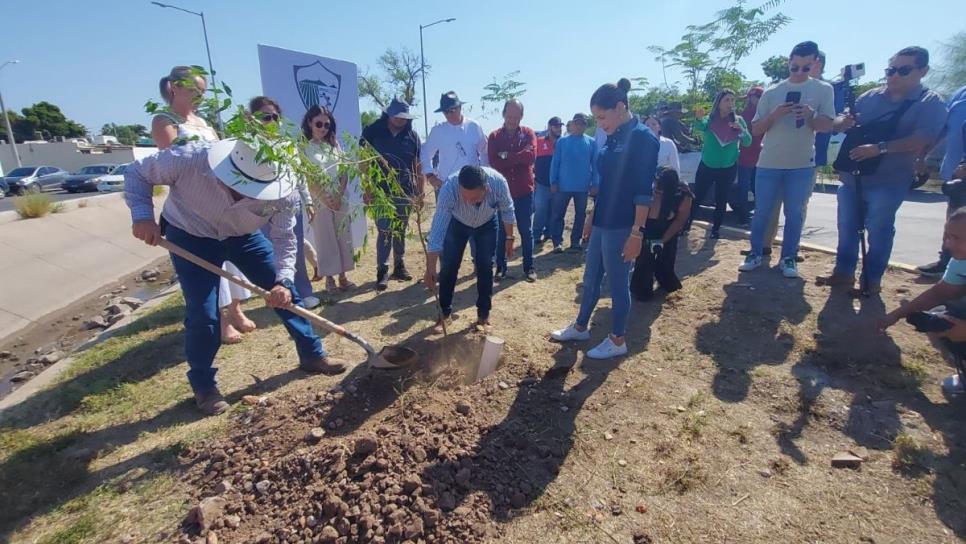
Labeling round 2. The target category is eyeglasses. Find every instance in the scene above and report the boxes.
[259,113,279,123]
[789,64,811,73]
[445,108,460,114]
[314,121,331,129]
[885,65,916,77]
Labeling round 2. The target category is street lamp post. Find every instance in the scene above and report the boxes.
[150,1,220,129]
[419,18,455,138]
[0,60,22,168]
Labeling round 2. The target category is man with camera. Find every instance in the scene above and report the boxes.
[880,207,966,395]
[819,46,947,293]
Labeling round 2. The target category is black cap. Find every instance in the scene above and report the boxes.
[548,116,563,126]
[571,113,589,124]
[435,91,465,113]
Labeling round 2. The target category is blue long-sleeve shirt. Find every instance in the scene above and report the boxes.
[549,134,598,193]
[427,167,515,253]
[593,117,657,229]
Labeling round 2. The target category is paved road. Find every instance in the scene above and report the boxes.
[698,187,947,268]
[0,187,103,213]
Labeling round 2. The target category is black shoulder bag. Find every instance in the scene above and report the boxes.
[833,92,923,176]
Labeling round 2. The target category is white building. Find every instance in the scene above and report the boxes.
[0,140,157,175]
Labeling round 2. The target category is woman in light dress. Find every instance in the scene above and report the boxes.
[300,105,355,292]
[151,65,256,344]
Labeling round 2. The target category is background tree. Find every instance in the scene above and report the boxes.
[100,123,148,145]
[761,54,790,83]
[702,67,749,97]
[0,110,21,143]
[929,31,966,95]
[688,0,790,70]
[13,101,86,141]
[360,111,380,129]
[629,86,681,116]
[648,39,713,95]
[358,47,426,110]
[480,71,527,117]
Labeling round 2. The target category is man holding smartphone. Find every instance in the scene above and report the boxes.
[740,40,835,278]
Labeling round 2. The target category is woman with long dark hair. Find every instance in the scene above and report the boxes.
[630,167,693,301]
[302,105,356,292]
[689,89,751,238]
[551,78,658,359]
[642,115,681,172]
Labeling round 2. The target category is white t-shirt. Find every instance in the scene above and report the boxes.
[420,117,489,180]
[657,136,680,172]
[754,78,835,169]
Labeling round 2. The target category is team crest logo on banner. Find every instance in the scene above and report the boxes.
[293,60,341,110]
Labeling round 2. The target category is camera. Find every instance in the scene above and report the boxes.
[907,311,953,333]
[839,63,866,81]
[942,178,966,209]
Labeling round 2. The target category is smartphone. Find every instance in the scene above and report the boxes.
[785,91,802,104]
[729,112,737,123]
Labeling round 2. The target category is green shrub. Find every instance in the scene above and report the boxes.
[13,193,65,219]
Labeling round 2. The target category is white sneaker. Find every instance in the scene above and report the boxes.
[551,323,591,342]
[780,257,799,278]
[942,373,964,395]
[586,336,628,359]
[738,255,762,272]
[302,296,321,309]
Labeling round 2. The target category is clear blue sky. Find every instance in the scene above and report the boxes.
[1,0,961,138]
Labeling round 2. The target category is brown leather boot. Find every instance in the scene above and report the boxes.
[300,356,348,375]
[194,388,229,416]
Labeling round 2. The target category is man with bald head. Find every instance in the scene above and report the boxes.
[489,99,538,282]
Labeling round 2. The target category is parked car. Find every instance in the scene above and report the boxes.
[0,178,8,199]
[0,166,69,195]
[94,163,130,193]
[62,164,118,193]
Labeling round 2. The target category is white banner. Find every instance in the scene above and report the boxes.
[257,44,366,251]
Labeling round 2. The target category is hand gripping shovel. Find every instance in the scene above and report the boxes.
[158,238,416,370]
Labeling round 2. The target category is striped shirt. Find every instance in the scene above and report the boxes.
[427,166,515,253]
[124,142,301,282]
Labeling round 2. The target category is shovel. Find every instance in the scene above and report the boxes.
[158,238,416,370]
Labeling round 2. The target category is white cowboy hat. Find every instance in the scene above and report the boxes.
[207,138,295,201]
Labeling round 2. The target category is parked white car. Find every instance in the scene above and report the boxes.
[94,163,130,193]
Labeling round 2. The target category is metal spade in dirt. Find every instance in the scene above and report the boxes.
[158,238,416,370]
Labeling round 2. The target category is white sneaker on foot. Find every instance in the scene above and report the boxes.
[942,373,963,395]
[586,336,628,359]
[780,257,799,278]
[551,323,591,342]
[738,255,762,272]
[302,296,321,309]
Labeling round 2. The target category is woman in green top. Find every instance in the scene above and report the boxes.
[689,89,752,238]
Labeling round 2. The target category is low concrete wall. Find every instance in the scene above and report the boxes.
[0,193,167,342]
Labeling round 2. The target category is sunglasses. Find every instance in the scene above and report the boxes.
[885,65,916,77]
[789,64,811,73]
[445,108,460,114]
[259,113,279,123]
[314,120,331,129]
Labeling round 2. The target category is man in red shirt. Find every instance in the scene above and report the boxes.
[733,86,764,227]
[489,99,538,282]
[534,117,563,245]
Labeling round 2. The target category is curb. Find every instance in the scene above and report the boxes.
[691,220,921,275]
[0,282,181,414]
[0,191,126,225]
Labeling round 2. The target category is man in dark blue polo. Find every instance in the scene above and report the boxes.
[361,98,425,291]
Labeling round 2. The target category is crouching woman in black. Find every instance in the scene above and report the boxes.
[630,166,693,301]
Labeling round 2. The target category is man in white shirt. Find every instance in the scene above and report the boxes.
[420,91,489,190]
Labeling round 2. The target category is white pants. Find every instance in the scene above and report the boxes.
[218,261,252,309]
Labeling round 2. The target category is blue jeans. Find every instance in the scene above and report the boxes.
[439,217,498,320]
[730,165,756,221]
[532,183,553,242]
[551,190,589,247]
[576,226,633,338]
[165,223,325,393]
[833,175,908,285]
[375,198,410,267]
[749,167,815,259]
[497,193,534,273]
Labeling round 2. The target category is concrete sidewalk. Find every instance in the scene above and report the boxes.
[0,193,166,342]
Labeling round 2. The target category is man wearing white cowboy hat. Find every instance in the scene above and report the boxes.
[124,139,347,416]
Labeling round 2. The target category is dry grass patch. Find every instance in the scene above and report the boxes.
[13,193,65,218]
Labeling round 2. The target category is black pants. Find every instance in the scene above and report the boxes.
[691,162,738,231]
[630,236,681,300]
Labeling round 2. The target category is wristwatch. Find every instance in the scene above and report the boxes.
[877,141,889,155]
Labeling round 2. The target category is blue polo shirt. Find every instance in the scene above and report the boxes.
[941,86,966,181]
[841,84,946,185]
[815,79,848,166]
[592,117,657,229]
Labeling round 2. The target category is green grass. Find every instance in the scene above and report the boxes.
[38,512,96,544]
[13,193,65,219]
